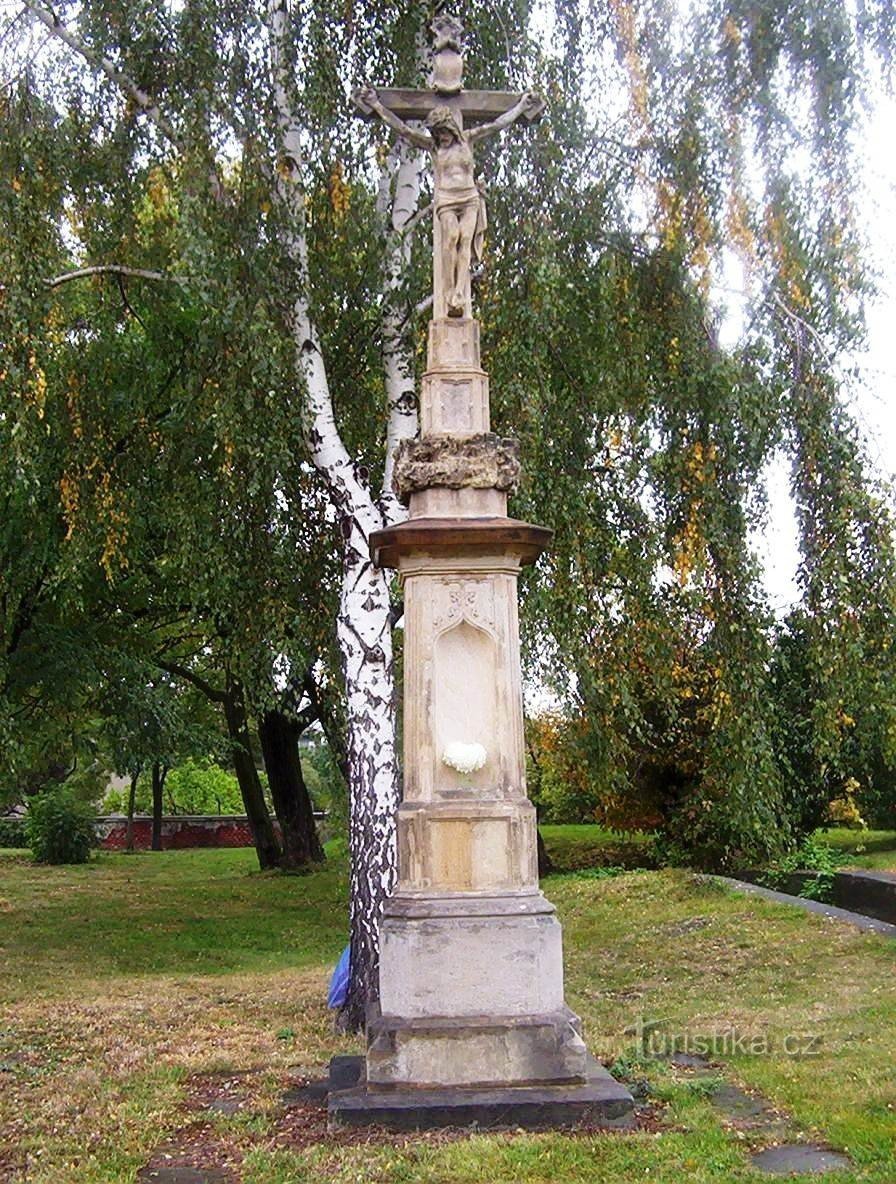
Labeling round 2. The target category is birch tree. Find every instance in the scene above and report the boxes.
[7,0,440,1026]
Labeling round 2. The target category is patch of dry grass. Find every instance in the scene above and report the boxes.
[1,848,894,1182]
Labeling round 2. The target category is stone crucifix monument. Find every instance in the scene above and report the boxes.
[328,14,634,1130]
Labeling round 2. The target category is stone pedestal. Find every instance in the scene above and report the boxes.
[329,310,633,1129]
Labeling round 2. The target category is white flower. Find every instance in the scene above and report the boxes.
[442,741,487,775]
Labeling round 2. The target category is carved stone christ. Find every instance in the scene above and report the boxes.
[359,86,541,318]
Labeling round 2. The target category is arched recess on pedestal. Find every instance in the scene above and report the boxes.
[433,617,498,785]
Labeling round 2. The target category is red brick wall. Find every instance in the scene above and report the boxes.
[97,816,258,851]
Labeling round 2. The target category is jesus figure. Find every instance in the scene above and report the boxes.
[358,87,542,317]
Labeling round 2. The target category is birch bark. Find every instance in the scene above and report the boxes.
[266,0,424,1029]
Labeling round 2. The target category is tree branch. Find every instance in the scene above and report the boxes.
[377,24,428,523]
[44,264,187,289]
[265,0,381,535]
[156,658,228,704]
[23,1,181,147]
[23,1,228,202]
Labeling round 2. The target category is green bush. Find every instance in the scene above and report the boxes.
[0,817,28,848]
[164,760,244,814]
[758,834,847,902]
[26,788,96,864]
[101,760,245,816]
[302,741,346,831]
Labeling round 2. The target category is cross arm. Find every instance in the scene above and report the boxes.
[352,86,432,148]
[467,91,545,143]
[353,87,545,126]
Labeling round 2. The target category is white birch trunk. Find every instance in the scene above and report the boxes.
[266,0,423,1028]
[379,137,425,522]
[336,530,400,1029]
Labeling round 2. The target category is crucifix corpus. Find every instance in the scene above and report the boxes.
[355,18,542,319]
[328,15,634,1131]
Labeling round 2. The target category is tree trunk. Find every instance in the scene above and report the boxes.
[338,549,401,1032]
[125,769,139,853]
[266,7,418,1027]
[537,827,554,878]
[258,708,325,870]
[223,683,282,870]
[151,760,164,851]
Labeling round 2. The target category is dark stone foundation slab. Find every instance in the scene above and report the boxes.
[327,1054,635,1132]
[751,1144,851,1175]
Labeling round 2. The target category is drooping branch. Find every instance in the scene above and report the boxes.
[23,1,181,148]
[44,265,187,289]
[23,0,227,202]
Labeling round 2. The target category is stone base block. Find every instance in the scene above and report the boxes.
[328,1054,635,1131]
[366,1004,587,1087]
[420,370,490,435]
[396,800,538,895]
[378,892,564,1019]
[427,317,481,369]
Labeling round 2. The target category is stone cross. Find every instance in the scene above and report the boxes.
[353,15,542,446]
[331,12,634,1133]
[353,14,543,321]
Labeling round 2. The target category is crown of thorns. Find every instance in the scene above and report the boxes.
[426,105,463,138]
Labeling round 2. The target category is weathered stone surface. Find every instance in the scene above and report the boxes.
[137,1168,233,1183]
[409,486,507,518]
[395,800,538,893]
[366,1005,587,1087]
[378,894,565,1020]
[427,317,480,370]
[393,433,520,504]
[369,517,551,570]
[750,1144,851,1175]
[421,370,490,435]
[711,1083,782,1126]
[329,1054,633,1131]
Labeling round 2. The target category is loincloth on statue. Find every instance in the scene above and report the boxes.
[434,185,487,261]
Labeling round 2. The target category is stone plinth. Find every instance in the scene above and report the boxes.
[421,319,489,435]
[363,524,589,1090]
[328,1054,635,1132]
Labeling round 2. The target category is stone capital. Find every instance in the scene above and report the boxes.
[393,432,521,505]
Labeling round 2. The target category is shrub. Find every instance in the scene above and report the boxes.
[26,788,96,864]
[164,760,243,814]
[302,741,346,830]
[102,760,244,816]
[827,780,867,829]
[0,817,28,848]
[758,834,847,902]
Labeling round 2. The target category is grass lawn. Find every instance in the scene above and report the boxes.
[817,828,896,872]
[540,823,896,874]
[539,823,655,870]
[1,845,895,1182]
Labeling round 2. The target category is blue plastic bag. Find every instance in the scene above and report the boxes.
[327,944,350,1009]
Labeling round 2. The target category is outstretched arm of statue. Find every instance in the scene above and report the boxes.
[468,91,544,144]
[354,85,432,150]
